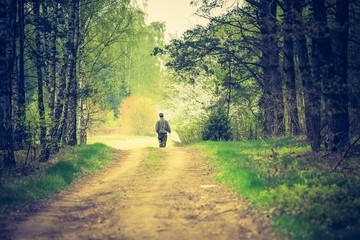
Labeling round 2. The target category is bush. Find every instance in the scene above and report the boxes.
[118,95,158,136]
[264,174,360,231]
[175,120,203,144]
[202,107,232,141]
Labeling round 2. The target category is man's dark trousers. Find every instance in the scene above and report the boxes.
[158,133,167,147]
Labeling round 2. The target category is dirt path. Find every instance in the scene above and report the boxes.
[5,146,276,240]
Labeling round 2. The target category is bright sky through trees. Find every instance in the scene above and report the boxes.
[144,0,208,42]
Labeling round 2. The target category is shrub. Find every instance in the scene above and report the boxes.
[118,95,158,136]
[175,120,203,144]
[202,107,232,141]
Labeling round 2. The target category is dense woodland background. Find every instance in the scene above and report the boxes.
[0,0,359,167]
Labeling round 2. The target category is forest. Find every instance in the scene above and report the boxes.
[162,0,359,150]
[0,0,165,165]
[1,0,360,239]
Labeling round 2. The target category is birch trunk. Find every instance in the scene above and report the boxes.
[65,0,78,146]
[34,0,48,162]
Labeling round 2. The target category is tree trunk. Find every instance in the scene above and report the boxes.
[78,4,87,144]
[53,0,76,149]
[283,0,300,135]
[293,0,321,150]
[14,0,26,149]
[51,2,72,152]
[311,0,348,152]
[267,1,284,136]
[329,0,350,151]
[39,0,59,161]
[49,0,58,117]
[43,2,51,94]
[0,0,16,167]
[348,0,360,137]
[256,0,271,136]
[256,0,284,136]
[65,0,78,146]
[34,0,48,162]
[310,0,333,149]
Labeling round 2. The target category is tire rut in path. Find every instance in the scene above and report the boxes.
[8,146,275,240]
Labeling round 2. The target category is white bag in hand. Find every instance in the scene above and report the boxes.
[169,131,181,143]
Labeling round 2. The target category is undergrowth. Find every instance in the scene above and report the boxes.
[0,143,115,214]
[194,138,360,239]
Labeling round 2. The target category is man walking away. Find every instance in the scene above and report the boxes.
[155,113,171,147]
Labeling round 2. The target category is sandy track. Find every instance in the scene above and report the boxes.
[6,146,275,240]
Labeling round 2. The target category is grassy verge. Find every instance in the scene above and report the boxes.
[194,138,360,239]
[0,143,115,215]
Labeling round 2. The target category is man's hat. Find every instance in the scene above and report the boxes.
[159,113,164,117]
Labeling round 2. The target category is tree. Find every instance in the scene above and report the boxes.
[12,0,26,149]
[255,0,285,136]
[33,0,49,162]
[283,0,300,135]
[166,0,353,152]
[118,95,158,136]
[329,0,350,151]
[202,107,232,141]
[0,0,16,167]
[292,0,321,150]
[65,0,78,146]
[163,7,265,140]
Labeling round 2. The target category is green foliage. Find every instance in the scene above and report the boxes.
[202,107,232,141]
[265,177,360,230]
[163,9,263,141]
[80,2,165,128]
[126,21,165,98]
[118,95,158,136]
[194,139,360,239]
[0,144,115,213]
[176,120,204,144]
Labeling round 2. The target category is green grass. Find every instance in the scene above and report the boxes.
[193,138,310,201]
[193,138,360,240]
[141,147,164,172]
[0,143,115,214]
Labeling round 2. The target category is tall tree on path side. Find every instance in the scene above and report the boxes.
[0,0,16,167]
[292,0,321,150]
[33,0,48,162]
[311,0,350,151]
[12,0,26,149]
[330,0,350,151]
[283,0,300,135]
[247,0,285,136]
[65,0,78,146]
